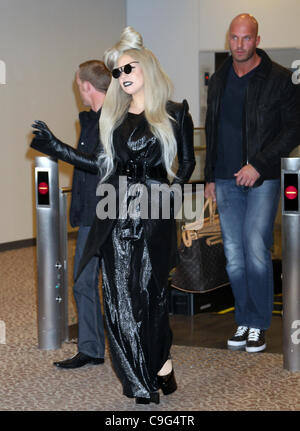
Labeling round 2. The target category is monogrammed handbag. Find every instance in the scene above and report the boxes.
[171,198,229,293]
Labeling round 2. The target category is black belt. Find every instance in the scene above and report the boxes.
[115,160,167,181]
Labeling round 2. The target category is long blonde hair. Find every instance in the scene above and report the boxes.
[98,26,177,181]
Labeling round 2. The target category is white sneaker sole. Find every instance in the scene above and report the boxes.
[245,343,266,353]
[227,340,247,347]
[227,341,246,347]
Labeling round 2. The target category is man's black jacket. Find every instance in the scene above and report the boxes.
[204,48,300,186]
[69,109,101,227]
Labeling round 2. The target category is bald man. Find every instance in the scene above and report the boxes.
[204,14,300,352]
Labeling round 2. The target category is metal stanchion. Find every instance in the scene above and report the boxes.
[59,186,72,343]
[34,157,70,350]
[281,157,300,371]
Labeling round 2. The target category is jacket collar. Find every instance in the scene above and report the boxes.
[215,47,273,81]
[79,107,101,125]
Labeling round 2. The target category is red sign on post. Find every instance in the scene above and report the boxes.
[38,182,49,195]
[285,185,298,200]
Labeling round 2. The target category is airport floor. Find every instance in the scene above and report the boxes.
[1,231,300,412]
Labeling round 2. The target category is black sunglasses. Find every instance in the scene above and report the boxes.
[112,61,139,79]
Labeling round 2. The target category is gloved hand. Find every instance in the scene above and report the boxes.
[30,120,99,173]
[31,120,63,157]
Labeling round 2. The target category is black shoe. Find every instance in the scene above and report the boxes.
[136,392,160,405]
[157,369,177,395]
[246,328,266,353]
[227,326,249,349]
[53,352,104,369]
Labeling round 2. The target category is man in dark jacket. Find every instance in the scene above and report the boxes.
[204,14,300,352]
[53,60,111,368]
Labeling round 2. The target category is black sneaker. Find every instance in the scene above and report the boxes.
[227,326,248,349]
[246,328,266,353]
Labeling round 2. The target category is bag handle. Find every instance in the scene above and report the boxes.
[182,230,193,247]
[207,198,217,224]
[183,197,217,231]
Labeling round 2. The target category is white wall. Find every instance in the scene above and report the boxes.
[126,0,200,128]
[198,0,300,51]
[0,0,126,244]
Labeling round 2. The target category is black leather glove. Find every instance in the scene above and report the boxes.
[31,120,61,157]
[31,120,99,173]
[32,120,57,143]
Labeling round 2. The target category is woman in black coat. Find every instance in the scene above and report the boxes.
[31,26,195,405]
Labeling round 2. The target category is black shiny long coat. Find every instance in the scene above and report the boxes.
[78,100,195,284]
[31,100,195,284]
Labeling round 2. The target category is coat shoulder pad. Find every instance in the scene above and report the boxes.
[166,99,189,122]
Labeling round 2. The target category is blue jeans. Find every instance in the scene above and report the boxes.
[215,179,280,330]
[73,226,105,358]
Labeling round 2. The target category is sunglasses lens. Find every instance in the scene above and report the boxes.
[112,69,121,79]
[112,68,121,79]
[124,64,132,74]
